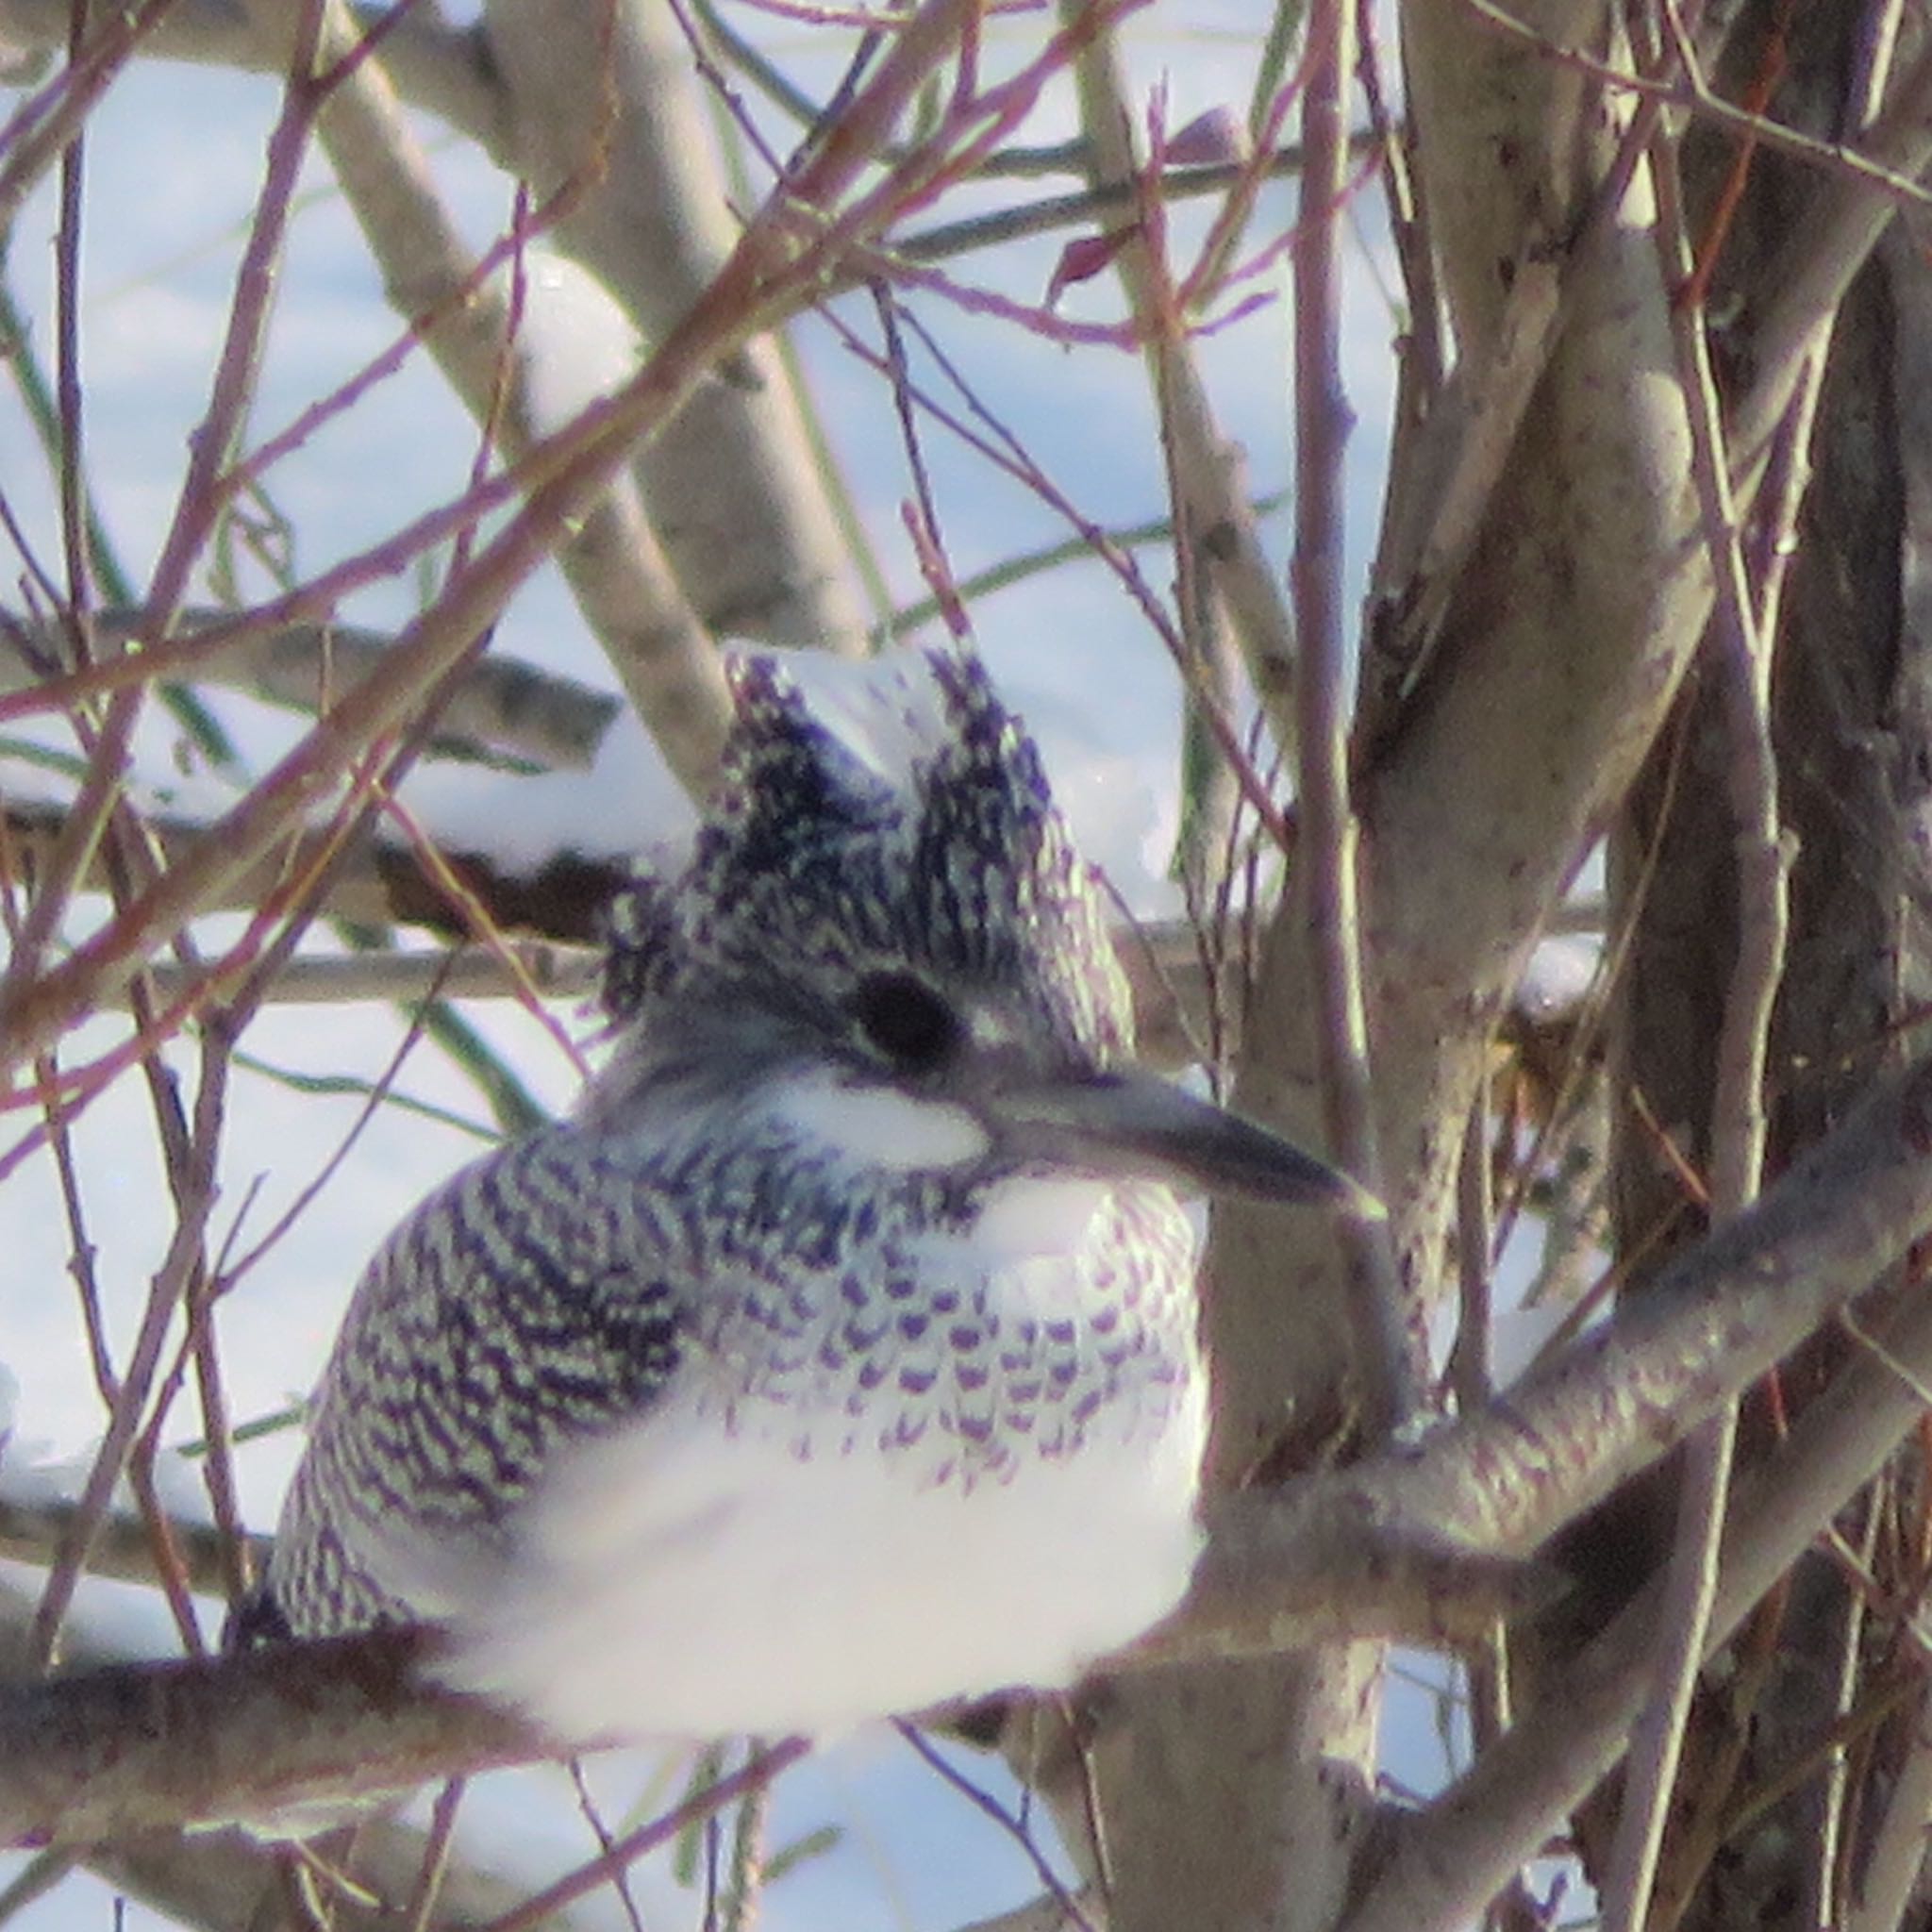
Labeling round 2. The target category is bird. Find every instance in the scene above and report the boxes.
[234,644,1372,1744]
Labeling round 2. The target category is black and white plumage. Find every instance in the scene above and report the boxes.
[241,647,1366,1741]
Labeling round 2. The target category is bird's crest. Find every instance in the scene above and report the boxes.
[603,646,1130,1061]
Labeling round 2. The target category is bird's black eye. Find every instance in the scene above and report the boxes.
[850,973,962,1073]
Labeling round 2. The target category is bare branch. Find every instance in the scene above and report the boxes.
[480,0,871,650]
[0,1495,266,1597]
[1359,1049,1932,1558]
[0,1630,534,1846]
[0,609,620,772]
[265,0,734,796]
[0,0,872,654]
[1063,15,1304,754]
[1731,40,1932,490]
[1594,103,1790,1928]
[1287,0,1414,1436]
[0,800,629,943]
[0,0,513,157]
[10,1041,1932,1846]
[1341,1219,1932,1932]
[91,1815,551,1932]
[0,0,1126,1082]
[0,1520,1533,1851]
[144,941,603,1009]
[1841,1679,1932,1932]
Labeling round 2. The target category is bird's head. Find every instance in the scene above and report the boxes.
[599,647,1375,1217]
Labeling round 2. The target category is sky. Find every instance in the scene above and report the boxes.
[0,10,1422,1928]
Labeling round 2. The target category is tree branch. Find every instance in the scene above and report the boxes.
[10,1043,1932,1849]
[0,609,620,772]
[0,0,512,157]
[1341,1222,1932,1932]
[0,1630,533,1846]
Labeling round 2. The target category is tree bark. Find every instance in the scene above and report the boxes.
[1597,8,1932,1927]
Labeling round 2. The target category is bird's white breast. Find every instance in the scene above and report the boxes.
[425,1174,1208,1741]
[433,1398,1204,1740]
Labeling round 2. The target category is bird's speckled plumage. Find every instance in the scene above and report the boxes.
[240,647,1345,1741]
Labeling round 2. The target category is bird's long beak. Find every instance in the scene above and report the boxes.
[993,1068,1383,1218]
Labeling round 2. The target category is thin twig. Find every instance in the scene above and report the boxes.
[471,1740,810,1932]
[1729,36,1932,494]
[0,0,328,1025]
[1061,8,1304,755]
[1595,95,1792,1932]
[25,1024,229,1667]
[0,0,1100,1081]
[0,0,190,228]
[1463,0,1932,215]
[1289,0,1414,1433]
[0,612,621,773]
[896,1724,1102,1932]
